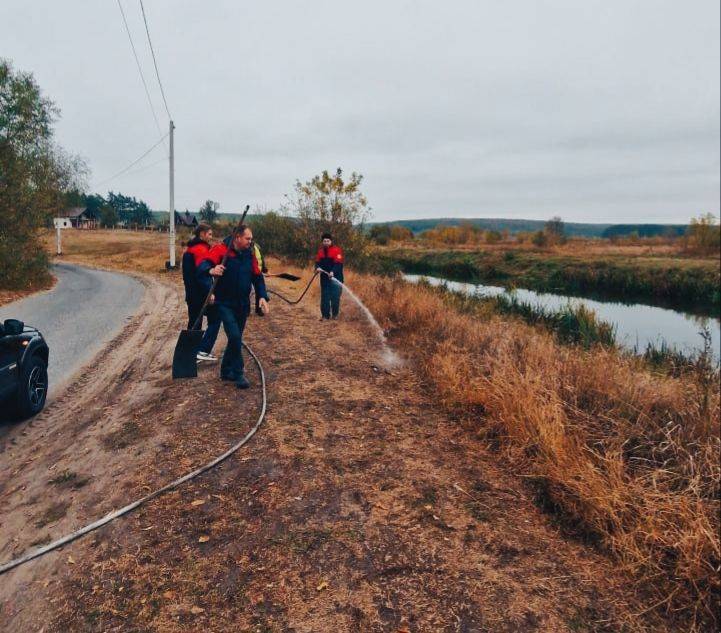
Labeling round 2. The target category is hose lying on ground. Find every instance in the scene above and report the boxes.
[0,342,267,576]
[267,271,319,305]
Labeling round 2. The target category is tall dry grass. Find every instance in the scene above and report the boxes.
[351,272,720,629]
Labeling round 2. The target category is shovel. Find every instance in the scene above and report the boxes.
[265,272,301,281]
[172,206,249,378]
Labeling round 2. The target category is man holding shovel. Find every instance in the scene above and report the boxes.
[197,225,269,388]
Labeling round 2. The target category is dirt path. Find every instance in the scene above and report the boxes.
[1,274,661,631]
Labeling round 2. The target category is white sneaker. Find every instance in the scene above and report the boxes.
[196,351,218,362]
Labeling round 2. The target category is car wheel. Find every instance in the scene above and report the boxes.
[15,355,48,419]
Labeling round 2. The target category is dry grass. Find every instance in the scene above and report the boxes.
[350,272,720,629]
[0,275,56,307]
[378,241,720,272]
[41,228,192,275]
[381,237,719,262]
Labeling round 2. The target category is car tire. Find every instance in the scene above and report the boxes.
[14,355,48,419]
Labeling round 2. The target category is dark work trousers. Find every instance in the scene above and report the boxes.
[217,303,249,379]
[186,299,221,354]
[320,282,343,319]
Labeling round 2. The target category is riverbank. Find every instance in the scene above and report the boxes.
[378,246,721,314]
[354,272,720,628]
[404,273,721,369]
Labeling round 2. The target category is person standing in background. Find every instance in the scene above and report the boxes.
[181,223,220,362]
[252,240,269,316]
[314,232,344,320]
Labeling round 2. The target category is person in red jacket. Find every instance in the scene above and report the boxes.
[196,225,269,388]
[181,223,220,362]
[314,233,344,320]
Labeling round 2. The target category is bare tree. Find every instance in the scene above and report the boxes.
[283,168,371,260]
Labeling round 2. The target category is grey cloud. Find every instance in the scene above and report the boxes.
[2,0,718,223]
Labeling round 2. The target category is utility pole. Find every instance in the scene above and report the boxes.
[168,119,176,268]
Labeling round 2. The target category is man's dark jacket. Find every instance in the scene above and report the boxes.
[196,236,268,309]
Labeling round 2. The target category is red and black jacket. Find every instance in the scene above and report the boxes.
[182,237,212,302]
[315,245,344,286]
[197,236,268,309]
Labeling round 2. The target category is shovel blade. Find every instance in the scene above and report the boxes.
[172,329,204,379]
[275,272,301,281]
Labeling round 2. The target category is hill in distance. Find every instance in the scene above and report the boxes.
[368,217,688,238]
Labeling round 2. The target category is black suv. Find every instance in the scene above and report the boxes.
[0,319,49,419]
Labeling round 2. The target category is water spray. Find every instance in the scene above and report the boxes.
[325,275,400,367]
[268,268,400,368]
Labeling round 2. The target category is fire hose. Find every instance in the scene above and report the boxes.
[0,342,267,576]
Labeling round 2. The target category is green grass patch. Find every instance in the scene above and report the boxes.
[494,295,617,348]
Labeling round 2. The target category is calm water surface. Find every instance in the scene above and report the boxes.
[404,274,721,362]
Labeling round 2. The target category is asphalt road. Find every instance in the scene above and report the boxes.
[0,263,144,398]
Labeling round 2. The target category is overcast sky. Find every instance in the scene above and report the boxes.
[4,1,719,223]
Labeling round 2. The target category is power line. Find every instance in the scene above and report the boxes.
[93,133,168,189]
[116,0,166,142]
[139,0,172,120]
[124,155,167,178]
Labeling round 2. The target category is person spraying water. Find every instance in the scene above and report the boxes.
[314,233,344,321]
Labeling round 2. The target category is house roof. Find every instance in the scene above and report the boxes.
[60,207,87,218]
[175,211,198,226]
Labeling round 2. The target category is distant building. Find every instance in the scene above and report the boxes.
[58,207,98,229]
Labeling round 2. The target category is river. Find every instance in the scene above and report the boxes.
[404,274,721,362]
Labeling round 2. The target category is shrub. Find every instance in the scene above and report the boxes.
[531,230,547,247]
[284,167,370,264]
[0,59,86,288]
